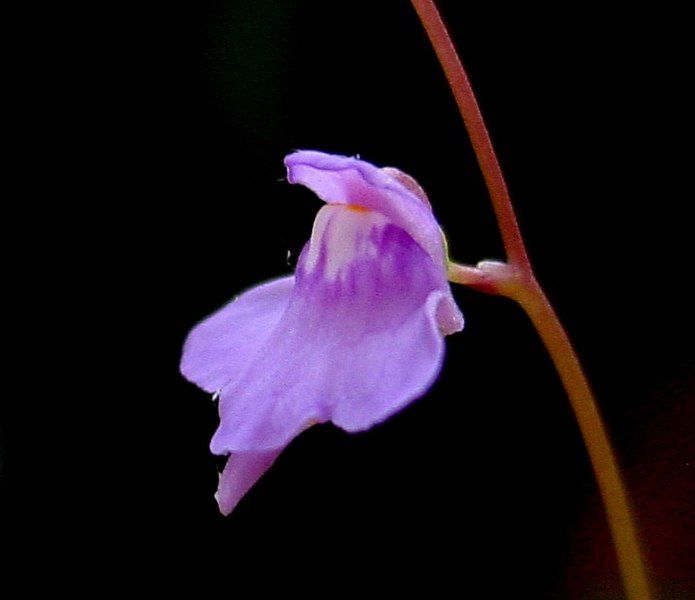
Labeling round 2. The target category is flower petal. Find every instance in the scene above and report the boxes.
[180,276,294,393]
[285,150,446,268]
[210,205,463,454]
[215,448,284,515]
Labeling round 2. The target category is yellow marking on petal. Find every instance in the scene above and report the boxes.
[328,202,372,213]
[345,204,372,213]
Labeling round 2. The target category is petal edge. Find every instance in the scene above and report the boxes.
[181,275,294,393]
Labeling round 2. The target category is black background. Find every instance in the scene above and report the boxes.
[2,1,693,597]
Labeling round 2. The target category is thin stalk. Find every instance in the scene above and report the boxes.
[516,280,651,600]
[411,1,652,598]
[409,0,529,270]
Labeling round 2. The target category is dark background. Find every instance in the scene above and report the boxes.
[2,1,692,597]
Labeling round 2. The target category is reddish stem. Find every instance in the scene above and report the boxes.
[411,1,653,598]
[409,0,529,271]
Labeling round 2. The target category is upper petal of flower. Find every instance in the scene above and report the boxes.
[285,150,446,269]
[210,204,463,454]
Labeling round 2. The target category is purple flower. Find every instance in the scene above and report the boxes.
[181,150,464,515]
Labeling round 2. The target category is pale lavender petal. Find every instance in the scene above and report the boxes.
[181,276,294,393]
[215,448,284,515]
[210,205,463,454]
[285,150,446,268]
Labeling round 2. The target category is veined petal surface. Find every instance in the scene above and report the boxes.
[210,205,462,454]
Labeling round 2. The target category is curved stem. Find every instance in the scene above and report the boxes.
[448,265,653,600]
[412,1,652,598]
[517,280,652,600]
[409,0,529,270]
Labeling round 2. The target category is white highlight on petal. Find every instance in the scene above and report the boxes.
[304,204,389,280]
